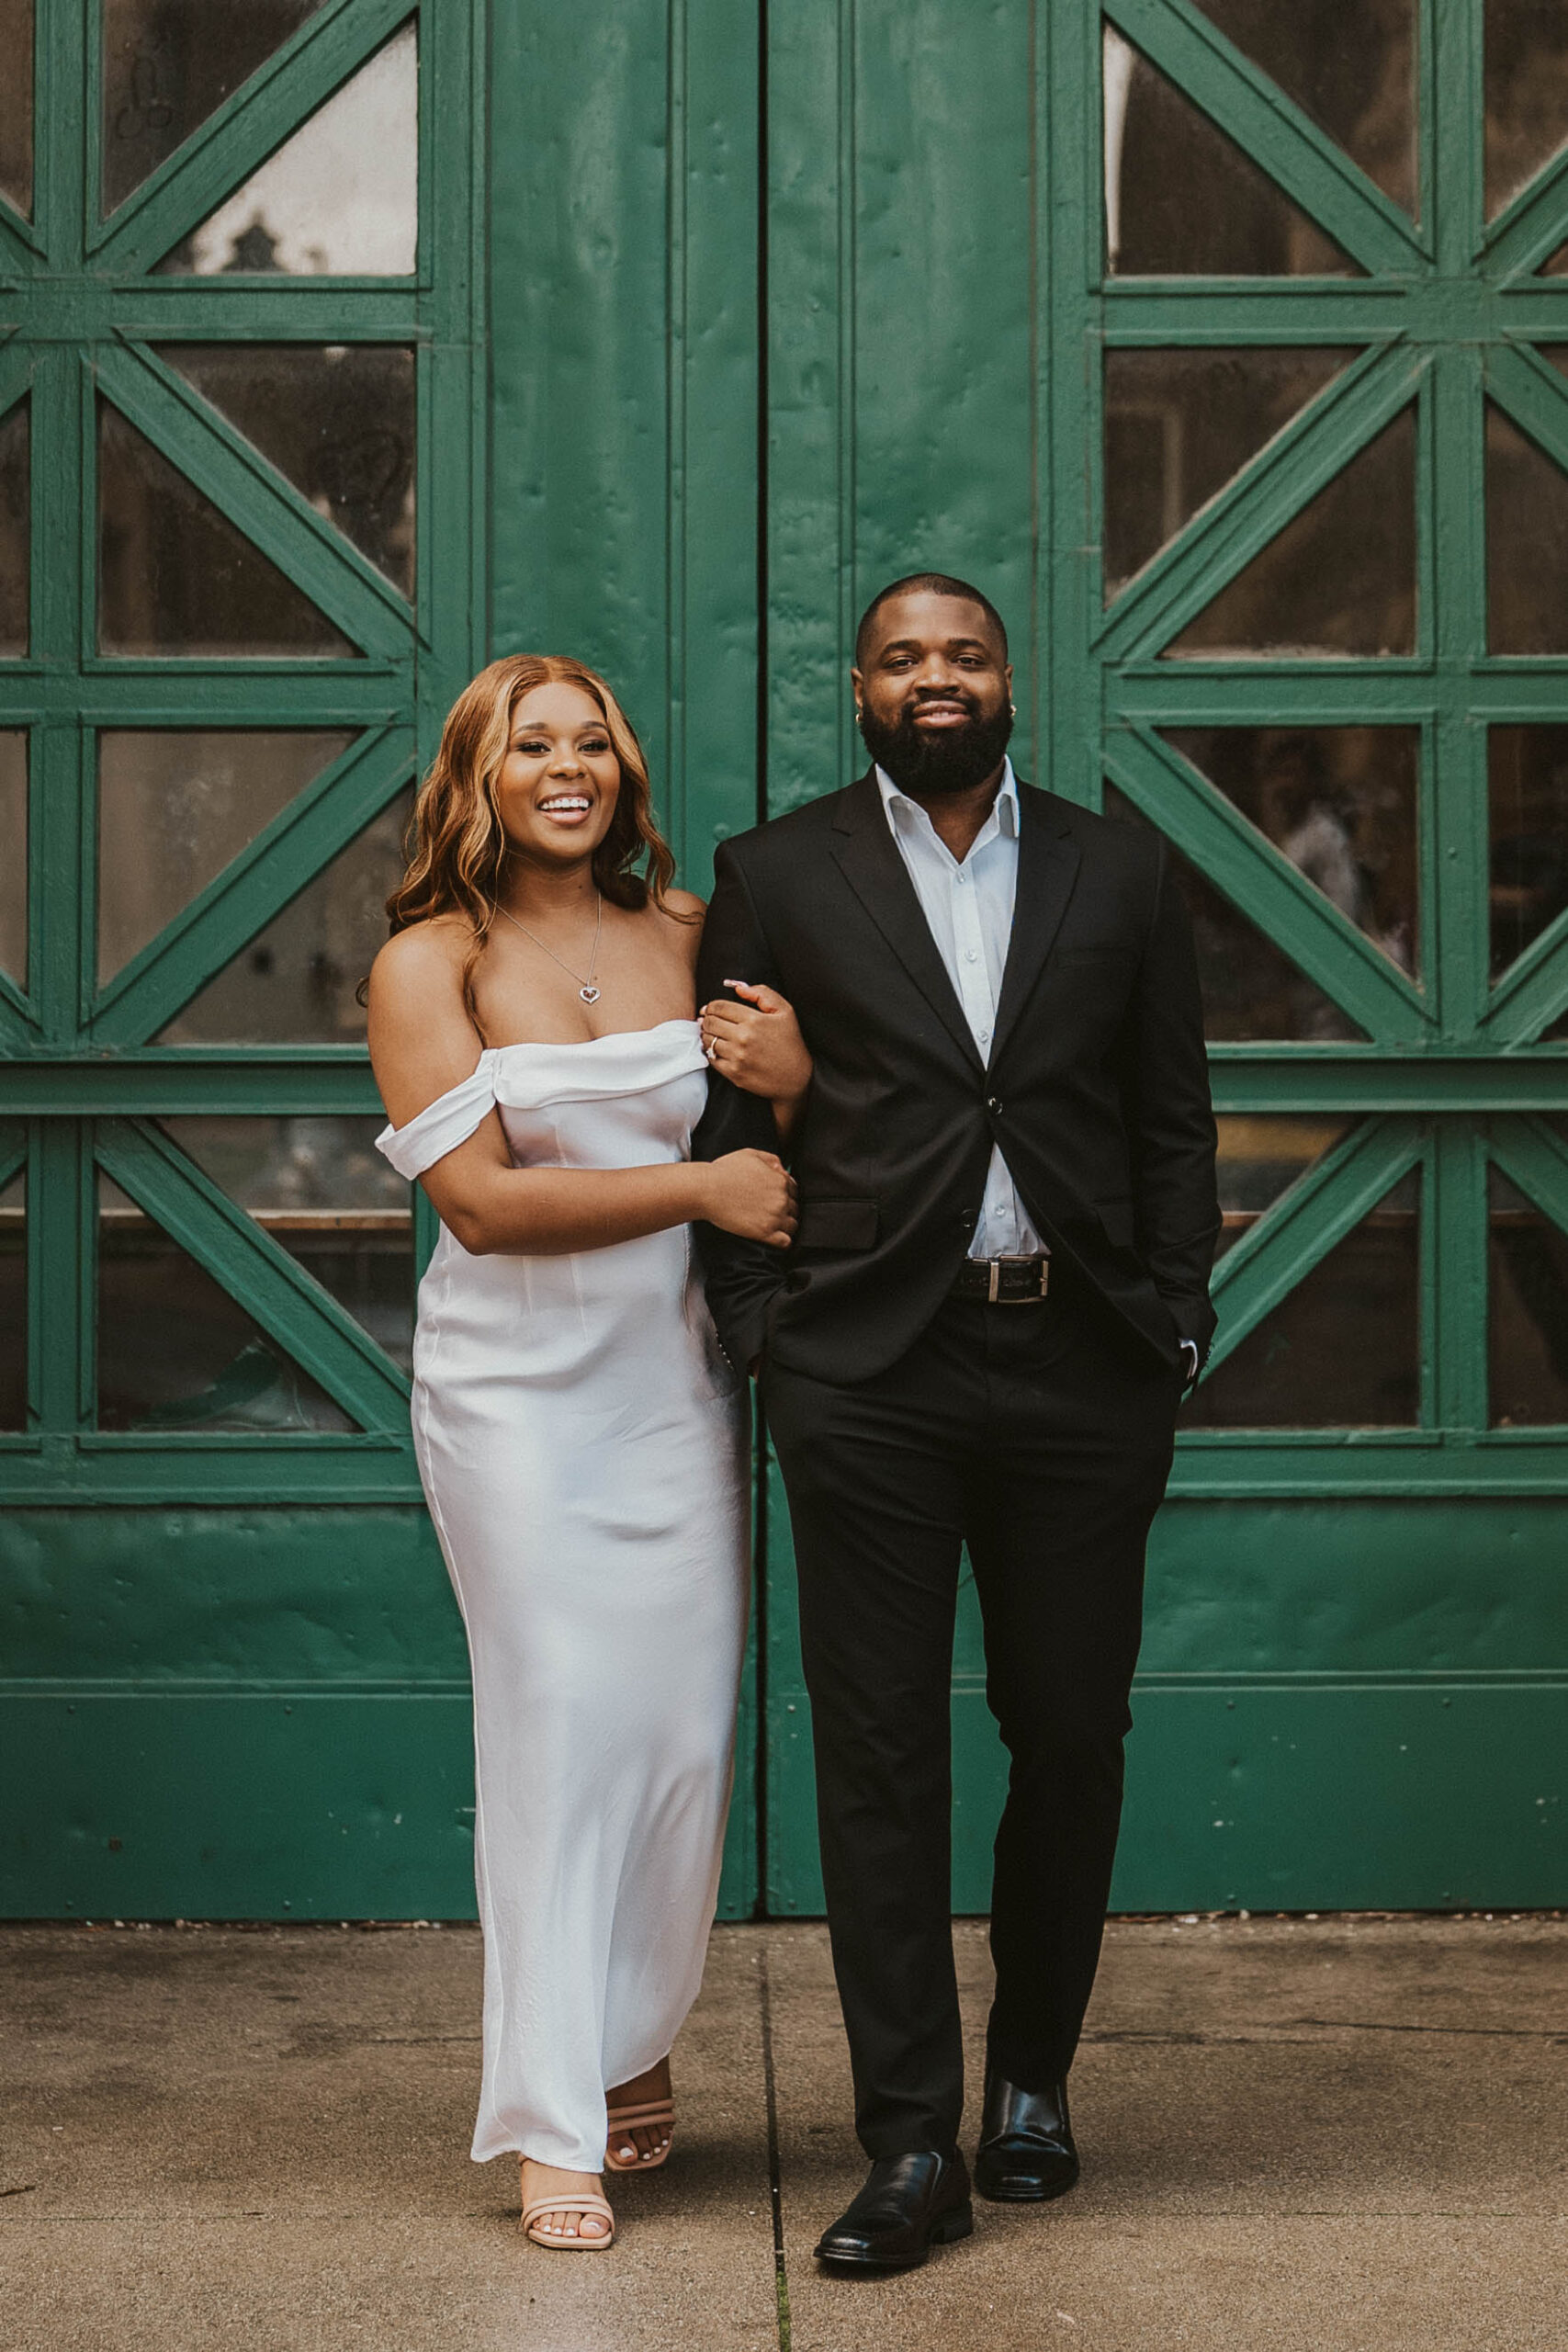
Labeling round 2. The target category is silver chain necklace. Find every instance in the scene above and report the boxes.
[491,891,604,1004]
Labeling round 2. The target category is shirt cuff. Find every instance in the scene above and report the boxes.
[1179,1340,1201,1384]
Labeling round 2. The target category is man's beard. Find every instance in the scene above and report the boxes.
[858,694,1013,797]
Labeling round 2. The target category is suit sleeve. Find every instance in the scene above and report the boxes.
[1124,841,1222,1376]
[691,840,790,1372]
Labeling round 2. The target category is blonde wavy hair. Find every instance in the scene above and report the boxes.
[387,654,687,1026]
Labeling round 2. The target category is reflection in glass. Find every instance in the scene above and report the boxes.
[1104,28,1358,277]
[1105,348,1348,596]
[161,346,415,596]
[1186,1174,1420,1426]
[1105,783,1369,1040]
[156,25,417,276]
[1484,0,1568,220]
[1545,242,1568,277]
[1487,404,1568,656]
[0,1165,23,1429]
[98,401,354,657]
[0,732,26,987]
[157,788,412,1044]
[100,0,328,215]
[162,1117,413,1373]
[1165,729,1418,977]
[0,0,32,216]
[1489,1167,1568,1423]
[96,729,355,982]
[1489,726,1568,978]
[97,1170,354,1431]
[1169,411,1416,656]
[1214,1114,1353,1259]
[1190,0,1416,213]
[0,400,28,655]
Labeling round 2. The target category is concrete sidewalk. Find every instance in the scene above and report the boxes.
[3,1917,1563,2352]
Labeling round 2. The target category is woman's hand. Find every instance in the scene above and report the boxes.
[700,982,813,1138]
[700,1149,798,1249]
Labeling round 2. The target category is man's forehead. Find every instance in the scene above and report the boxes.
[862,592,1004,657]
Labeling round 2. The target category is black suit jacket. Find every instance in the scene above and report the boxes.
[693,769,1220,1385]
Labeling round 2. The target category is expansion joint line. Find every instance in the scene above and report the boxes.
[759,1945,791,2350]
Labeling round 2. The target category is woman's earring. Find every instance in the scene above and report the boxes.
[1010,703,1017,717]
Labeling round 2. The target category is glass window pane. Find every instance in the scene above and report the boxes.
[96,729,356,983]
[1544,241,1568,277]
[1489,1167,1568,1425]
[1190,0,1416,214]
[156,787,412,1044]
[1168,411,1416,657]
[0,1161,24,1430]
[0,730,25,988]
[97,399,355,657]
[1484,0,1568,220]
[1164,728,1419,978]
[1185,1173,1421,1427]
[97,1170,354,1432]
[100,0,329,216]
[162,1116,413,1374]
[0,0,33,218]
[1104,27,1359,277]
[159,345,415,597]
[1104,782,1370,1040]
[1486,404,1568,656]
[1489,725,1568,979]
[1105,348,1350,597]
[156,25,417,277]
[0,399,28,656]
[1214,1114,1354,1259]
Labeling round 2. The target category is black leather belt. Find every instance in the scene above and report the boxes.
[951,1253,1051,1305]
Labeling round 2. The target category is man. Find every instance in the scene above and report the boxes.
[694,573,1219,2272]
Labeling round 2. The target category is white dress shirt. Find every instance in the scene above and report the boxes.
[875,757,1045,1262]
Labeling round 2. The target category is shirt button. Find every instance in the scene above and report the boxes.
[964,948,978,963]
[978,1027,991,1043]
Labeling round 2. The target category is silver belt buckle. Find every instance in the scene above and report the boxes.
[987,1255,1049,1304]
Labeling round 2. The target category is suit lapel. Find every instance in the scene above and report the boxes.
[989,784,1083,1064]
[829,771,984,1071]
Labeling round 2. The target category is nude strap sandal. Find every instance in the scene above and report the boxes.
[604,2097,676,2172]
[521,2190,616,2251]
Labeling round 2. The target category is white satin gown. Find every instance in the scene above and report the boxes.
[376,1019,750,2172]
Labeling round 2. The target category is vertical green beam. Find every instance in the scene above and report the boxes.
[1428,1121,1489,1430]
[1045,0,1097,808]
[30,1119,94,1448]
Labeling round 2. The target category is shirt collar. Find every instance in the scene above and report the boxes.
[875,754,1019,850]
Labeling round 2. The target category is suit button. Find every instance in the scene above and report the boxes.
[986,1096,1002,1114]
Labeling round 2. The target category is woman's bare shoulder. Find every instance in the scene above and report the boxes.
[651,887,706,967]
[369,914,472,1001]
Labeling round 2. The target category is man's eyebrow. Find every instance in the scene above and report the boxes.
[875,634,996,657]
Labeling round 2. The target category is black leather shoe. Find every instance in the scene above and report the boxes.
[813,2150,974,2272]
[974,2070,1080,2203]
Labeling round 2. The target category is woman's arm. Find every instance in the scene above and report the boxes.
[368,925,796,1256]
[699,981,813,1143]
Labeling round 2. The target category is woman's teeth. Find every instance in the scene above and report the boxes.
[539,796,592,815]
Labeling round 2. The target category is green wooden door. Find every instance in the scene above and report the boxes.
[761,0,1568,1913]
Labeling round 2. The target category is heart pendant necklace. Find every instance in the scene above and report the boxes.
[492,890,604,1004]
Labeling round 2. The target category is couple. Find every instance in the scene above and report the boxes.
[369,573,1220,2267]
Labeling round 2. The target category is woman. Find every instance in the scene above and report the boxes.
[368,654,808,2251]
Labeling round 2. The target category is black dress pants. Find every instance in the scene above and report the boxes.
[763,1275,1179,2160]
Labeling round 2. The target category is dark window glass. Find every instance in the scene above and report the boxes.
[1105,347,1349,596]
[100,0,328,214]
[1165,729,1418,978]
[1486,404,1568,657]
[154,27,416,276]
[0,0,34,218]
[1190,0,1416,213]
[0,399,28,656]
[1484,0,1568,219]
[163,1116,413,1374]
[1186,1174,1421,1427]
[96,1170,354,1432]
[1489,1167,1568,1424]
[97,400,355,657]
[0,1162,24,1429]
[161,345,415,597]
[1168,411,1416,657]
[1105,27,1359,277]
[1489,725,1568,980]
[96,729,355,982]
[1214,1114,1354,1259]
[1105,782,1370,1041]
[157,788,412,1045]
